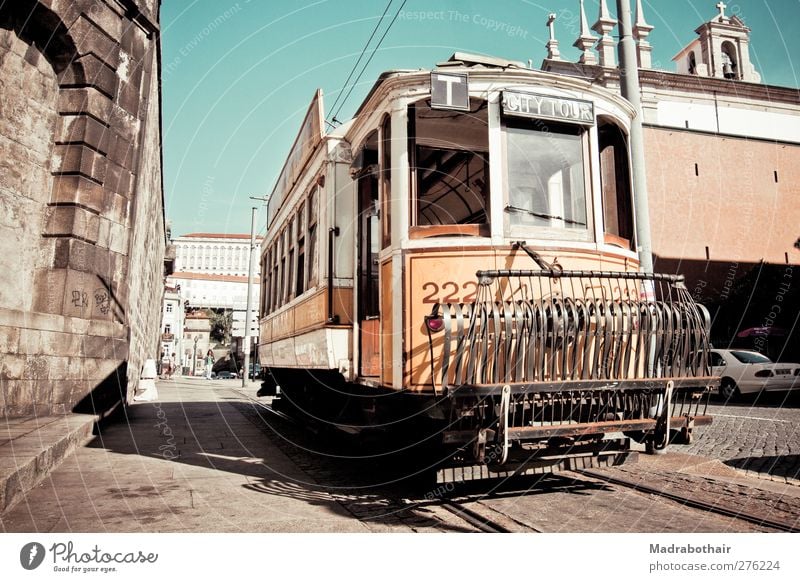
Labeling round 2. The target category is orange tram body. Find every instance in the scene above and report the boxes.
[257,54,715,481]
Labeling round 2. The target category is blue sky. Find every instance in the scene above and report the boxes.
[161,0,800,237]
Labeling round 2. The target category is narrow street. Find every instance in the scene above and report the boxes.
[3,378,798,533]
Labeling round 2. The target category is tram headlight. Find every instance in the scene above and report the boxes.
[425,315,444,333]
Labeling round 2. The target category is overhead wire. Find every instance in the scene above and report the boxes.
[328,0,408,125]
[326,0,395,126]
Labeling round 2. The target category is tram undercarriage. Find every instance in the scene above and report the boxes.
[260,267,716,483]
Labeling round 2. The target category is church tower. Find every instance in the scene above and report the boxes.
[672,2,761,82]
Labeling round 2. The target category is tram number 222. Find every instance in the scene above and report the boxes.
[421,281,478,305]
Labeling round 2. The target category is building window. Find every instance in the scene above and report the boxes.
[410,99,489,232]
[687,51,697,75]
[505,119,590,241]
[166,303,173,313]
[164,324,171,334]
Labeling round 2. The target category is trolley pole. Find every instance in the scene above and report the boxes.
[616,0,654,274]
[242,206,257,388]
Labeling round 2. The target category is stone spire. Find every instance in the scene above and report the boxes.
[592,0,617,67]
[633,0,654,68]
[545,13,561,60]
[573,0,597,64]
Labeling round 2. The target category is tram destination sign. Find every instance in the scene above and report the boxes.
[502,90,594,125]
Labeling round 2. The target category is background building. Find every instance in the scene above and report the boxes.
[168,232,262,309]
[0,0,166,417]
[542,0,800,359]
[160,285,184,371]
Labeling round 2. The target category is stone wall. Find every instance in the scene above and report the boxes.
[0,0,165,417]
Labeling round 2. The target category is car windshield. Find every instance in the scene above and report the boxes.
[730,351,772,364]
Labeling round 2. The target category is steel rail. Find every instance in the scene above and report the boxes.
[439,501,513,533]
[571,468,799,533]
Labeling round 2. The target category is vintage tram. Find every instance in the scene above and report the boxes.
[257,53,715,481]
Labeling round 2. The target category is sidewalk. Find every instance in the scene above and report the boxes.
[0,377,367,533]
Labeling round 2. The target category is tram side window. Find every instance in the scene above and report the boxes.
[410,99,489,231]
[296,203,306,297]
[505,120,590,239]
[381,114,392,248]
[261,252,269,317]
[279,233,286,307]
[271,243,279,311]
[598,119,634,250]
[285,223,294,304]
[308,186,318,287]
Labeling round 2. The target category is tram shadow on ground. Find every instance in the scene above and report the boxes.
[90,398,487,531]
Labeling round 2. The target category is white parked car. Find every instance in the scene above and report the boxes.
[710,349,800,399]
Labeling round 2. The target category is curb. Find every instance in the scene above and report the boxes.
[0,414,97,514]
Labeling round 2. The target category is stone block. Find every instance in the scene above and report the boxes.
[0,326,20,353]
[108,219,129,255]
[120,21,146,61]
[17,329,42,355]
[104,158,133,197]
[23,356,50,380]
[1,355,27,380]
[61,269,99,320]
[38,329,81,358]
[57,114,110,154]
[71,15,121,70]
[77,1,125,42]
[117,80,141,118]
[109,103,140,143]
[95,218,111,249]
[58,88,114,124]
[31,268,67,315]
[52,237,101,273]
[45,355,70,380]
[52,174,106,215]
[44,205,101,242]
[106,192,130,223]
[53,145,109,183]
[106,133,135,170]
[61,54,118,100]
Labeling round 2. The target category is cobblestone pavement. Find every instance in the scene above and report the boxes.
[684,394,800,484]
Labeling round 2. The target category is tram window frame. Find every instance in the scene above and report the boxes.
[503,118,594,242]
[295,202,306,297]
[285,222,294,304]
[597,118,635,251]
[307,186,318,288]
[261,251,269,317]
[380,114,392,248]
[271,242,279,312]
[408,98,491,238]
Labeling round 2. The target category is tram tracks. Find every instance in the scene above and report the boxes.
[227,386,798,533]
[567,468,800,533]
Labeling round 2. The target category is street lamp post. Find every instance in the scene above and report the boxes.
[243,196,268,388]
[242,206,257,388]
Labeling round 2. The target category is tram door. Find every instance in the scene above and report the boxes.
[357,173,381,377]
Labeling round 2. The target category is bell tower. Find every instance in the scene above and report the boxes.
[672,2,761,82]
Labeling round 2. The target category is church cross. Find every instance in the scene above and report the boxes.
[716,2,727,19]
